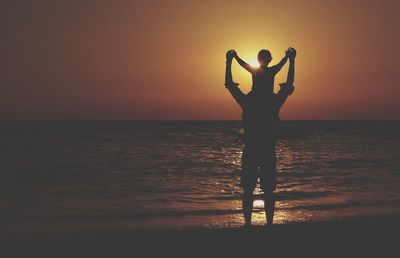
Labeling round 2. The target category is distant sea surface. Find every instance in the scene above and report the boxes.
[1,121,400,234]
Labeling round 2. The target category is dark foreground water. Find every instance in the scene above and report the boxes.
[1,121,400,234]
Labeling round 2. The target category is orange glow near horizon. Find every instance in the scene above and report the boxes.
[1,1,400,120]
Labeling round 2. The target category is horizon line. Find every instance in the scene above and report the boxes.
[1,119,400,123]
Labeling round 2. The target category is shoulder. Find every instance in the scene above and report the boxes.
[269,64,282,74]
[264,66,276,74]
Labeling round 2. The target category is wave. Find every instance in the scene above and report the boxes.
[7,209,244,222]
[276,191,333,201]
[329,157,394,166]
[282,199,400,211]
[5,198,400,223]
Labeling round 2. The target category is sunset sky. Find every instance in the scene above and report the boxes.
[1,0,400,120]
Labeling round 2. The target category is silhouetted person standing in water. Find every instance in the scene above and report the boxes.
[225,48,296,226]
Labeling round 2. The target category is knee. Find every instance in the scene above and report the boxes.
[243,188,255,197]
[264,191,275,200]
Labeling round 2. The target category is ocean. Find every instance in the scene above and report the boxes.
[1,121,400,235]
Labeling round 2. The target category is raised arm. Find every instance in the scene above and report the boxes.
[286,47,296,85]
[225,50,246,109]
[271,50,289,75]
[233,52,255,74]
[276,48,296,109]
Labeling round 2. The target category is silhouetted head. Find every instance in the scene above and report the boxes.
[257,49,272,67]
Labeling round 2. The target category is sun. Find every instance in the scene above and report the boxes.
[249,59,260,68]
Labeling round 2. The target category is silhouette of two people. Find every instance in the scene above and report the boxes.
[225,47,296,226]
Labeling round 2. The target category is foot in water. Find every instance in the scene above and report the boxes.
[244,221,252,229]
[264,222,274,229]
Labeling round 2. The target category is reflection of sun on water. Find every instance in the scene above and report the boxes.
[233,184,298,225]
[225,146,306,226]
[253,199,264,208]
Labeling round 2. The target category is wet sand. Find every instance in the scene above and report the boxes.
[3,215,399,256]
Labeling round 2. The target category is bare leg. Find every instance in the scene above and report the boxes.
[264,191,276,226]
[262,141,277,226]
[243,189,254,226]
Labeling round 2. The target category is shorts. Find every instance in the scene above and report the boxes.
[240,142,277,192]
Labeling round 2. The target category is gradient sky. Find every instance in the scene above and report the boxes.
[1,0,400,120]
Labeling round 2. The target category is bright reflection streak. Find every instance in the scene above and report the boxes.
[253,199,264,208]
[223,143,307,226]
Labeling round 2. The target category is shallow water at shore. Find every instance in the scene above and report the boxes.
[1,121,400,234]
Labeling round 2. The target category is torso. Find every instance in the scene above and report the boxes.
[241,94,279,145]
[252,67,275,93]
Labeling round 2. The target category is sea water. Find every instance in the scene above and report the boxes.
[1,121,400,234]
